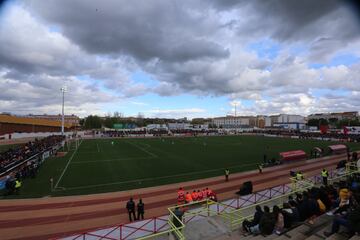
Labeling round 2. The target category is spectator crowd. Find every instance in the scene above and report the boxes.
[1,135,65,195]
[242,174,360,237]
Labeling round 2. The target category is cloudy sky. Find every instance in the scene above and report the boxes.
[0,0,359,118]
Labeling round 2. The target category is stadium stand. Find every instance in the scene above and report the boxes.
[253,129,360,142]
[0,135,65,194]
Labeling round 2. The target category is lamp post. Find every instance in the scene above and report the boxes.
[60,86,67,135]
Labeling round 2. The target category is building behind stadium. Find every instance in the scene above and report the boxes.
[0,113,79,135]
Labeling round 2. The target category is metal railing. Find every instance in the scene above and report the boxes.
[60,163,360,240]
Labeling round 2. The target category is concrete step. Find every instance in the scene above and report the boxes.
[325,233,349,240]
[304,235,324,240]
[349,235,360,240]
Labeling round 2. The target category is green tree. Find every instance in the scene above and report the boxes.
[84,115,102,129]
[307,119,319,127]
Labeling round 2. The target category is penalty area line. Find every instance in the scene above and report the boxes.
[70,156,156,164]
[124,140,158,158]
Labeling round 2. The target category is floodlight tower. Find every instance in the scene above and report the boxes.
[60,86,67,135]
[234,102,237,117]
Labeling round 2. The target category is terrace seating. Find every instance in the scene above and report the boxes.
[213,175,360,240]
[0,135,65,175]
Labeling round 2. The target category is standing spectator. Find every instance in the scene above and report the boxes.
[225,168,230,182]
[321,168,329,186]
[126,198,136,222]
[177,187,185,205]
[296,171,304,181]
[197,190,203,201]
[137,199,145,220]
[14,179,22,194]
[185,192,192,203]
[173,207,184,228]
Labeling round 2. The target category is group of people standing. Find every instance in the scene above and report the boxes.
[126,198,145,222]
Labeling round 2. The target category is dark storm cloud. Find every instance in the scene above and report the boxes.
[212,0,358,41]
[26,0,228,62]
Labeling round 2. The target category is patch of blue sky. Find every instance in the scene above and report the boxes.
[49,25,61,32]
[330,54,359,66]
[309,54,359,69]
[241,99,254,107]
[247,39,280,60]
[130,71,157,87]
[310,89,349,98]
[132,94,229,117]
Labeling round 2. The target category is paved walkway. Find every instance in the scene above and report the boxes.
[0,153,351,240]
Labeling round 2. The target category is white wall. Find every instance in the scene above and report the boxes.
[0,131,77,140]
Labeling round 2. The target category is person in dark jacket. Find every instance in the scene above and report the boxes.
[289,201,300,223]
[173,207,184,228]
[250,206,275,235]
[259,206,276,235]
[137,199,145,220]
[324,206,359,237]
[282,203,294,228]
[126,198,136,222]
[348,205,360,234]
[242,205,263,232]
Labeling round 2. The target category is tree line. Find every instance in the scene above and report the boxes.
[307,118,360,128]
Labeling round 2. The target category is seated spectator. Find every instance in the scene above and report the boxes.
[288,195,297,207]
[242,206,263,232]
[289,201,300,223]
[273,205,284,234]
[324,205,360,237]
[297,193,310,221]
[307,192,320,224]
[249,205,275,235]
[282,203,294,228]
[318,186,332,210]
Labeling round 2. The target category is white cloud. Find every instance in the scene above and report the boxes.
[146,108,207,118]
[0,1,359,118]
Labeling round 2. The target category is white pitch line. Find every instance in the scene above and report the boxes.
[96,143,100,153]
[125,140,158,158]
[70,156,155,164]
[54,139,83,189]
[56,162,258,191]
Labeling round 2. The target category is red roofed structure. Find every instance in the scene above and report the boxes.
[328,144,347,154]
[280,150,307,162]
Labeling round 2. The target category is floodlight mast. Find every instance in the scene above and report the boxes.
[60,86,67,135]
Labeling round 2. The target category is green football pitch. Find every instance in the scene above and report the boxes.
[5,135,360,198]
